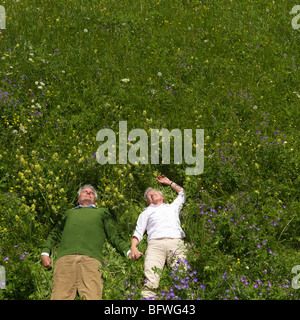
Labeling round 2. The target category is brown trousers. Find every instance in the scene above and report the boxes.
[51,254,103,300]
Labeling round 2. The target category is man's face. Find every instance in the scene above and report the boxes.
[147,190,164,205]
[78,187,96,206]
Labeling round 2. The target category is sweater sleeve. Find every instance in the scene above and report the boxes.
[103,210,129,257]
[41,214,66,255]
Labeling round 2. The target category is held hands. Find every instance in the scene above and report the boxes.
[129,247,143,261]
[41,255,52,268]
[129,236,143,260]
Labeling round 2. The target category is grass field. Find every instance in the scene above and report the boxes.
[0,0,299,300]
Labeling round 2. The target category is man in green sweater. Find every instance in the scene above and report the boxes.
[41,184,132,300]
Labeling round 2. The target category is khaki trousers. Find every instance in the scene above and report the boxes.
[142,238,186,299]
[51,254,103,300]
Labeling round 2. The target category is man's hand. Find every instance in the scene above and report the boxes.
[129,247,143,260]
[129,236,143,260]
[156,174,184,193]
[41,255,52,268]
[156,174,171,185]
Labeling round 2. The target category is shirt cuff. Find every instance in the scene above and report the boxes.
[126,250,131,257]
[41,252,50,256]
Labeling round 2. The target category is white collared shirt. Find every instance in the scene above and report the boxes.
[133,191,186,243]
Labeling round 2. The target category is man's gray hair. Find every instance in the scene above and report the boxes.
[78,184,98,200]
[144,187,163,202]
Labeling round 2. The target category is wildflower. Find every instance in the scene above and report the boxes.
[222,271,228,279]
[84,29,88,33]
[34,164,42,172]
[120,78,130,83]
[157,72,162,77]
[19,125,27,133]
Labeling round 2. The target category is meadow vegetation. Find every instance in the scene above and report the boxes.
[0,0,299,299]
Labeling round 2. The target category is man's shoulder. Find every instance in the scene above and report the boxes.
[139,206,153,216]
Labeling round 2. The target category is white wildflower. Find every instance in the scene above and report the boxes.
[19,125,27,133]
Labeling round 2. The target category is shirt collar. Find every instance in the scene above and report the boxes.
[73,204,97,209]
[148,203,166,208]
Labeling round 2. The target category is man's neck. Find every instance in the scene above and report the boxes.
[79,203,96,208]
[78,201,95,207]
[149,201,164,206]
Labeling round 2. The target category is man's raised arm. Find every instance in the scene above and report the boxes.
[156,174,184,193]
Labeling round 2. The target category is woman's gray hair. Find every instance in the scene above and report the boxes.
[144,187,163,202]
[78,184,98,200]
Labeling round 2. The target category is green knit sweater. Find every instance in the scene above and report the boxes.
[41,207,129,263]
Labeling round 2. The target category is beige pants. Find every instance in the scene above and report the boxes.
[142,238,186,299]
[51,254,103,300]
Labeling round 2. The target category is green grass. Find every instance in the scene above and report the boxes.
[0,0,299,300]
